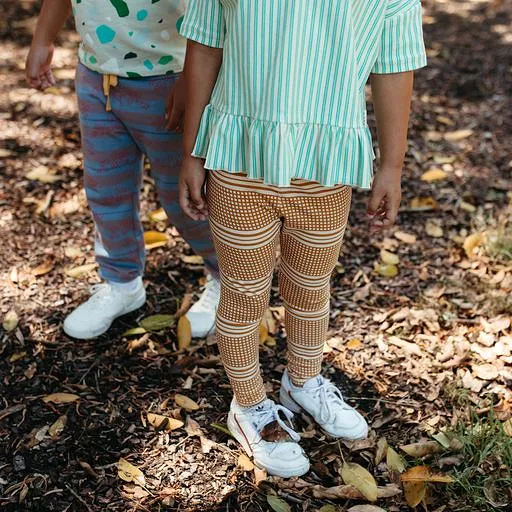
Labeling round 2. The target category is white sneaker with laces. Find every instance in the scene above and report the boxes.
[186,274,220,338]
[63,278,146,339]
[227,398,310,478]
[280,370,368,440]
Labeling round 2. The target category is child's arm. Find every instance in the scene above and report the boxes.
[179,41,223,220]
[25,0,72,89]
[367,71,414,232]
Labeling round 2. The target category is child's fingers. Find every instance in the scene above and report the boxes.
[367,188,385,218]
[44,70,56,87]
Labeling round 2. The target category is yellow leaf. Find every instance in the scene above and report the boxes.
[42,393,80,404]
[26,166,61,183]
[421,168,448,182]
[117,458,146,487]
[341,462,378,502]
[48,415,67,439]
[380,249,399,265]
[177,316,192,349]
[375,437,388,465]
[400,441,442,458]
[65,263,98,278]
[264,336,277,347]
[181,255,204,265]
[346,338,363,350]
[394,231,417,244]
[254,466,268,486]
[144,231,169,250]
[2,310,19,332]
[460,201,476,213]
[401,465,453,483]
[259,323,269,344]
[148,207,168,223]
[425,220,444,238]
[32,259,54,276]
[463,233,484,259]
[122,327,147,337]
[403,480,427,507]
[9,351,26,363]
[64,246,84,259]
[444,129,473,142]
[375,263,398,278]
[237,453,255,471]
[175,394,200,411]
[261,308,278,335]
[146,413,184,431]
[387,446,406,473]
[410,196,438,211]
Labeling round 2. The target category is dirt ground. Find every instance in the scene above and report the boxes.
[1,1,511,511]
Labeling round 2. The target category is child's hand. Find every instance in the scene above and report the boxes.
[25,43,56,90]
[165,75,186,131]
[367,167,402,232]
[179,156,208,221]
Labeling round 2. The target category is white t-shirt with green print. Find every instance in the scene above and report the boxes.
[72,0,187,78]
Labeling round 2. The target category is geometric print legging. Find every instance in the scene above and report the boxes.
[207,171,352,407]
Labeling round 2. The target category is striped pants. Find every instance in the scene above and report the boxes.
[76,63,218,283]
[207,171,352,407]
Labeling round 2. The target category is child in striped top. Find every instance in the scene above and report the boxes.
[179,0,427,477]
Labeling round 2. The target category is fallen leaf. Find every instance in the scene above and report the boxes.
[425,220,444,238]
[175,394,200,411]
[32,259,54,276]
[117,458,146,487]
[380,249,399,265]
[463,233,484,259]
[78,460,100,479]
[174,294,193,319]
[254,466,267,486]
[444,129,473,142]
[237,453,255,471]
[375,263,398,278]
[387,446,406,473]
[472,363,499,380]
[347,506,387,512]
[148,207,168,222]
[65,263,98,278]
[48,415,67,439]
[375,437,388,465]
[312,484,401,500]
[0,149,15,157]
[410,196,438,211]
[42,393,80,404]
[395,231,417,244]
[200,436,217,454]
[460,200,476,212]
[144,231,169,250]
[146,413,184,431]
[403,481,426,507]
[432,432,452,449]
[421,168,448,182]
[261,308,278,335]
[259,323,269,344]
[2,310,19,332]
[503,419,512,437]
[9,352,26,363]
[122,327,147,337]
[401,441,441,458]
[341,462,378,502]
[57,152,81,169]
[185,416,203,437]
[319,506,342,512]
[346,338,363,350]
[50,195,82,217]
[211,423,233,437]
[401,465,453,483]
[181,254,205,265]
[177,316,192,349]
[26,165,61,183]
[267,494,291,512]
[139,314,174,332]
[64,246,84,259]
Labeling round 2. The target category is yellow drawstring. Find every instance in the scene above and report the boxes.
[102,74,119,112]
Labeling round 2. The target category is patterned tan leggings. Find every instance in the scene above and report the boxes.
[207,171,352,407]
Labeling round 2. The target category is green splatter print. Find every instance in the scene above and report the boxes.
[158,56,173,65]
[126,72,142,78]
[137,10,148,21]
[176,16,184,32]
[96,25,116,44]
[143,60,154,70]
[89,55,97,64]
[109,0,129,17]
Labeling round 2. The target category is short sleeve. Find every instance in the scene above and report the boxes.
[179,0,225,49]
[372,0,427,74]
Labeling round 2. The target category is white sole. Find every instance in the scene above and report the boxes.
[279,387,369,441]
[63,289,146,340]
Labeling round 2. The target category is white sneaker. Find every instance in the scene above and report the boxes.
[63,278,146,339]
[186,274,220,338]
[227,398,310,478]
[280,370,368,440]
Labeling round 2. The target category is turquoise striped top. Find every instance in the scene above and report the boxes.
[181,0,427,188]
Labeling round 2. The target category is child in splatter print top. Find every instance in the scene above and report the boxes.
[25,0,220,340]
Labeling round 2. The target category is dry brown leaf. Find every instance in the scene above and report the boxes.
[395,231,417,244]
[32,259,54,276]
[144,231,169,250]
[425,220,444,238]
[2,310,19,332]
[78,460,100,479]
[185,416,203,437]
[146,413,184,431]
[181,254,204,265]
[261,308,278,335]
[64,246,84,259]
[65,263,98,278]
[26,165,61,183]
[401,465,453,483]
[237,453,255,471]
[421,168,448,182]
[177,316,192,349]
[175,394,200,411]
[148,207,168,223]
[403,480,426,507]
[387,446,406,473]
[472,363,499,380]
[444,129,473,142]
[48,415,67,439]
[503,419,512,437]
[259,323,269,344]
[117,458,146,487]
[312,484,401,500]
[400,441,441,458]
[346,338,363,350]
[375,437,388,465]
[200,436,217,454]
[341,462,378,502]
[174,294,193,319]
[463,233,484,259]
[410,196,438,211]
[42,393,80,404]
[347,506,387,512]
[254,466,267,486]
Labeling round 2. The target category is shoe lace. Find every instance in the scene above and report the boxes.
[252,401,301,443]
[191,275,220,312]
[311,377,352,424]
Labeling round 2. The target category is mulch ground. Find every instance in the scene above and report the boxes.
[1,1,511,511]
